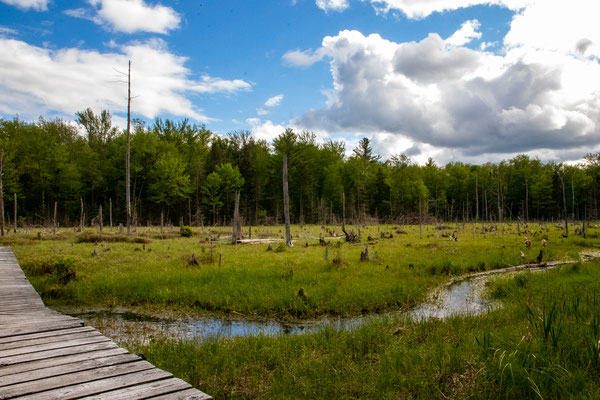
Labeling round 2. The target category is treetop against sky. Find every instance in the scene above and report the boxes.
[0,0,599,165]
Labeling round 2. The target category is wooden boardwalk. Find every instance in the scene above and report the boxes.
[0,247,211,399]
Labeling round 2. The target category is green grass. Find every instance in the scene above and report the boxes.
[4,221,600,398]
[126,259,600,399]
[3,222,594,320]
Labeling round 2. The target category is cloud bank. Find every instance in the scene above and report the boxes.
[65,0,180,34]
[0,38,251,122]
[0,0,47,11]
[287,1,600,162]
[315,0,532,18]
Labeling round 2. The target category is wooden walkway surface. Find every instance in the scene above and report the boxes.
[0,247,211,400]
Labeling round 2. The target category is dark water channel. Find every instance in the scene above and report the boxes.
[65,276,495,343]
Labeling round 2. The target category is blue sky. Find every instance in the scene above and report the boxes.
[1,0,599,164]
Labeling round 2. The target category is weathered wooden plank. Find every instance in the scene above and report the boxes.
[0,341,120,366]
[0,321,84,338]
[0,306,47,313]
[80,377,193,400]
[0,335,111,358]
[0,329,104,351]
[0,301,44,307]
[0,314,80,324]
[0,293,39,299]
[15,368,173,400]
[0,353,140,387]
[150,387,214,400]
[0,360,155,398]
[0,298,41,304]
[0,347,128,377]
[0,317,81,329]
[0,326,95,345]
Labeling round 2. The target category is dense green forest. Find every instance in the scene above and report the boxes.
[1,109,599,228]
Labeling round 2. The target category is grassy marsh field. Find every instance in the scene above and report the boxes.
[4,221,600,398]
[3,222,593,319]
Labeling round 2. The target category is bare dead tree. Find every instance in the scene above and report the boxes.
[99,204,103,233]
[0,151,4,237]
[79,197,84,232]
[232,191,241,244]
[475,175,479,221]
[53,201,57,234]
[125,60,132,236]
[13,192,17,233]
[109,198,113,229]
[160,207,164,235]
[283,153,292,247]
[419,196,422,239]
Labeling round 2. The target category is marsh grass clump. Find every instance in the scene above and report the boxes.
[52,257,77,284]
[332,257,348,267]
[75,232,150,244]
[22,258,55,276]
[24,256,79,299]
[274,242,287,253]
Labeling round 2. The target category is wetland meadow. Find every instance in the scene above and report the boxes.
[4,222,600,399]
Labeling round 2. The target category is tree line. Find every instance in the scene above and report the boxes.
[1,109,599,229]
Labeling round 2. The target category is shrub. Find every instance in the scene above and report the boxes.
[181,226,194,237]
[275,242,287,253]
[53,257,77,284]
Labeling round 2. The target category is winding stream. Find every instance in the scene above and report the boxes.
[63,254,597,343]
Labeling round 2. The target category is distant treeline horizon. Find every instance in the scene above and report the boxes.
[1,109,599,228]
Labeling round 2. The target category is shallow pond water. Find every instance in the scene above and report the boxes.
[65,275,494,343]
[58,255,591,343]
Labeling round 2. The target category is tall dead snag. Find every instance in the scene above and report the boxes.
[125,60,132,236]
[79,197,84,232]
[475,176,479,221]
[232,191,241,244]
[109,198,113,228]
[0,150,4,236]
[98,205,103,233]
[13,192,16,233]
[419,196,423,239]
[53,201,57,234]
[160,207,164,235]
[283,153,292,247]
[342,191,346,229]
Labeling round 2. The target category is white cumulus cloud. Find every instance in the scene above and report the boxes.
[246,118,288,143]
[282,48,328,67]
[65,0,180,34]
[504,0,600,58]
[446,19,482,47]
[0,0,47,11]
[315,0,349,12]
[258,94,284,115]
[286,21,600,159]
[0,37,252,122]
